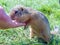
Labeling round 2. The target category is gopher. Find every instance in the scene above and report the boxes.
[9,5,51,44]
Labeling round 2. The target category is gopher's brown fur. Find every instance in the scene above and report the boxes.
[9,5,51,44]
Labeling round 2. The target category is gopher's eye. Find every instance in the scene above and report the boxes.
[15,11,18,14]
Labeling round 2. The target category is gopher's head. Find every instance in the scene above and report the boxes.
[9,5,31,23]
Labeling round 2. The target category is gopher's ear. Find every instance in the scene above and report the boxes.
[20,7,24,11]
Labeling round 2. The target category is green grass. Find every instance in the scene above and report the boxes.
[0,0,60,45]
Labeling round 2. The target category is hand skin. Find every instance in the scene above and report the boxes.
[0,6,25,29]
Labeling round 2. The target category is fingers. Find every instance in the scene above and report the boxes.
[0,6,4,12]
[18,22,26,26]
[0,6,6,16]
[0,6,3,10]
[12,20,26,26]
